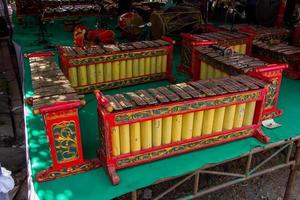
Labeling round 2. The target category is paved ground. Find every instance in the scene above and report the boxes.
[0,38,299,200]
[0,38,27,200]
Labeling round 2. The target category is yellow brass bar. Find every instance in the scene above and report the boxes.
[193,111,204,137]
[145,57,151,75]
[221,71,229,77]
[96,63,104,83]
[130,122,141,152]
[120,124,130,154]
[141,120,152,150]
[182,112,194,140]
[172,115,182,142]
[156,55,162,73]
[68,67,78,87]
[202,109,215,135]
[162,116,172,144]
[152,118,162,147]
[233,103,246,128]
[240,44,247,54]
[111,126,120,156]
[126,59,133,78]
[214,68,222,79]
[78,65,87,86]
[207,64,214,79]
[150,56,157,74]
[133,58,139,77]
[200,61,208,80]
[223,105,236,130]
[104,62,112,82]
[87,64,96,84]
[139,58,145,76]
[112,61,120,80]
[120,60,126,79]
[212,107,225,133]
[233,45,240,53]
[243,101,256,126]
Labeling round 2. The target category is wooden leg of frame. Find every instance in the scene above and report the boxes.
[97,150,120,185]
[253,129,270,143]
[193,172,200,195]
[166,74,176,83]
[284,140,300,200]
[107,165,120,185]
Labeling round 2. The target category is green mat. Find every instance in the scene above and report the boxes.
[14,16,300,200]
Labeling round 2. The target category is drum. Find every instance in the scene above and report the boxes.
[150,6,203,39]
[118,12,144,38]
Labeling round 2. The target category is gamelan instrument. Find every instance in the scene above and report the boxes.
[193,45,287,120]
[150,6,203,39]
[42,4,101,20]
[118,12,145,39]
[16,0,101,19]
[219,24,290,42]
[252,40,300,79]
[180,31,254,75]
[95,75,269,185]
[58,38,174,93]
[25,52,100,182]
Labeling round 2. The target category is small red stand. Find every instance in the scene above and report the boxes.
[36,101,100,182]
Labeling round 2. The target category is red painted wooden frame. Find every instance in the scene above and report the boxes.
[95,87,269,185]
[179,33,254,75]
[193,49,287,120]
[221,25,290,42]
[275,0,287,28]
[57,37,175,94]
[252,45,300,80]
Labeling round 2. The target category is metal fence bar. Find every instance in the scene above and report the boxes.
[248,143,290,175]
[198,170,245,178]
[182,161,295,200]
[245,153,253,176]
[154,173,196,200]
[285,143,293,164]
[193,172,200,195]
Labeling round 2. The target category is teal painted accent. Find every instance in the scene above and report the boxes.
[53,121,79,163]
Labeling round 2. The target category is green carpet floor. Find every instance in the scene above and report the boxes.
[13,16,300,200]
